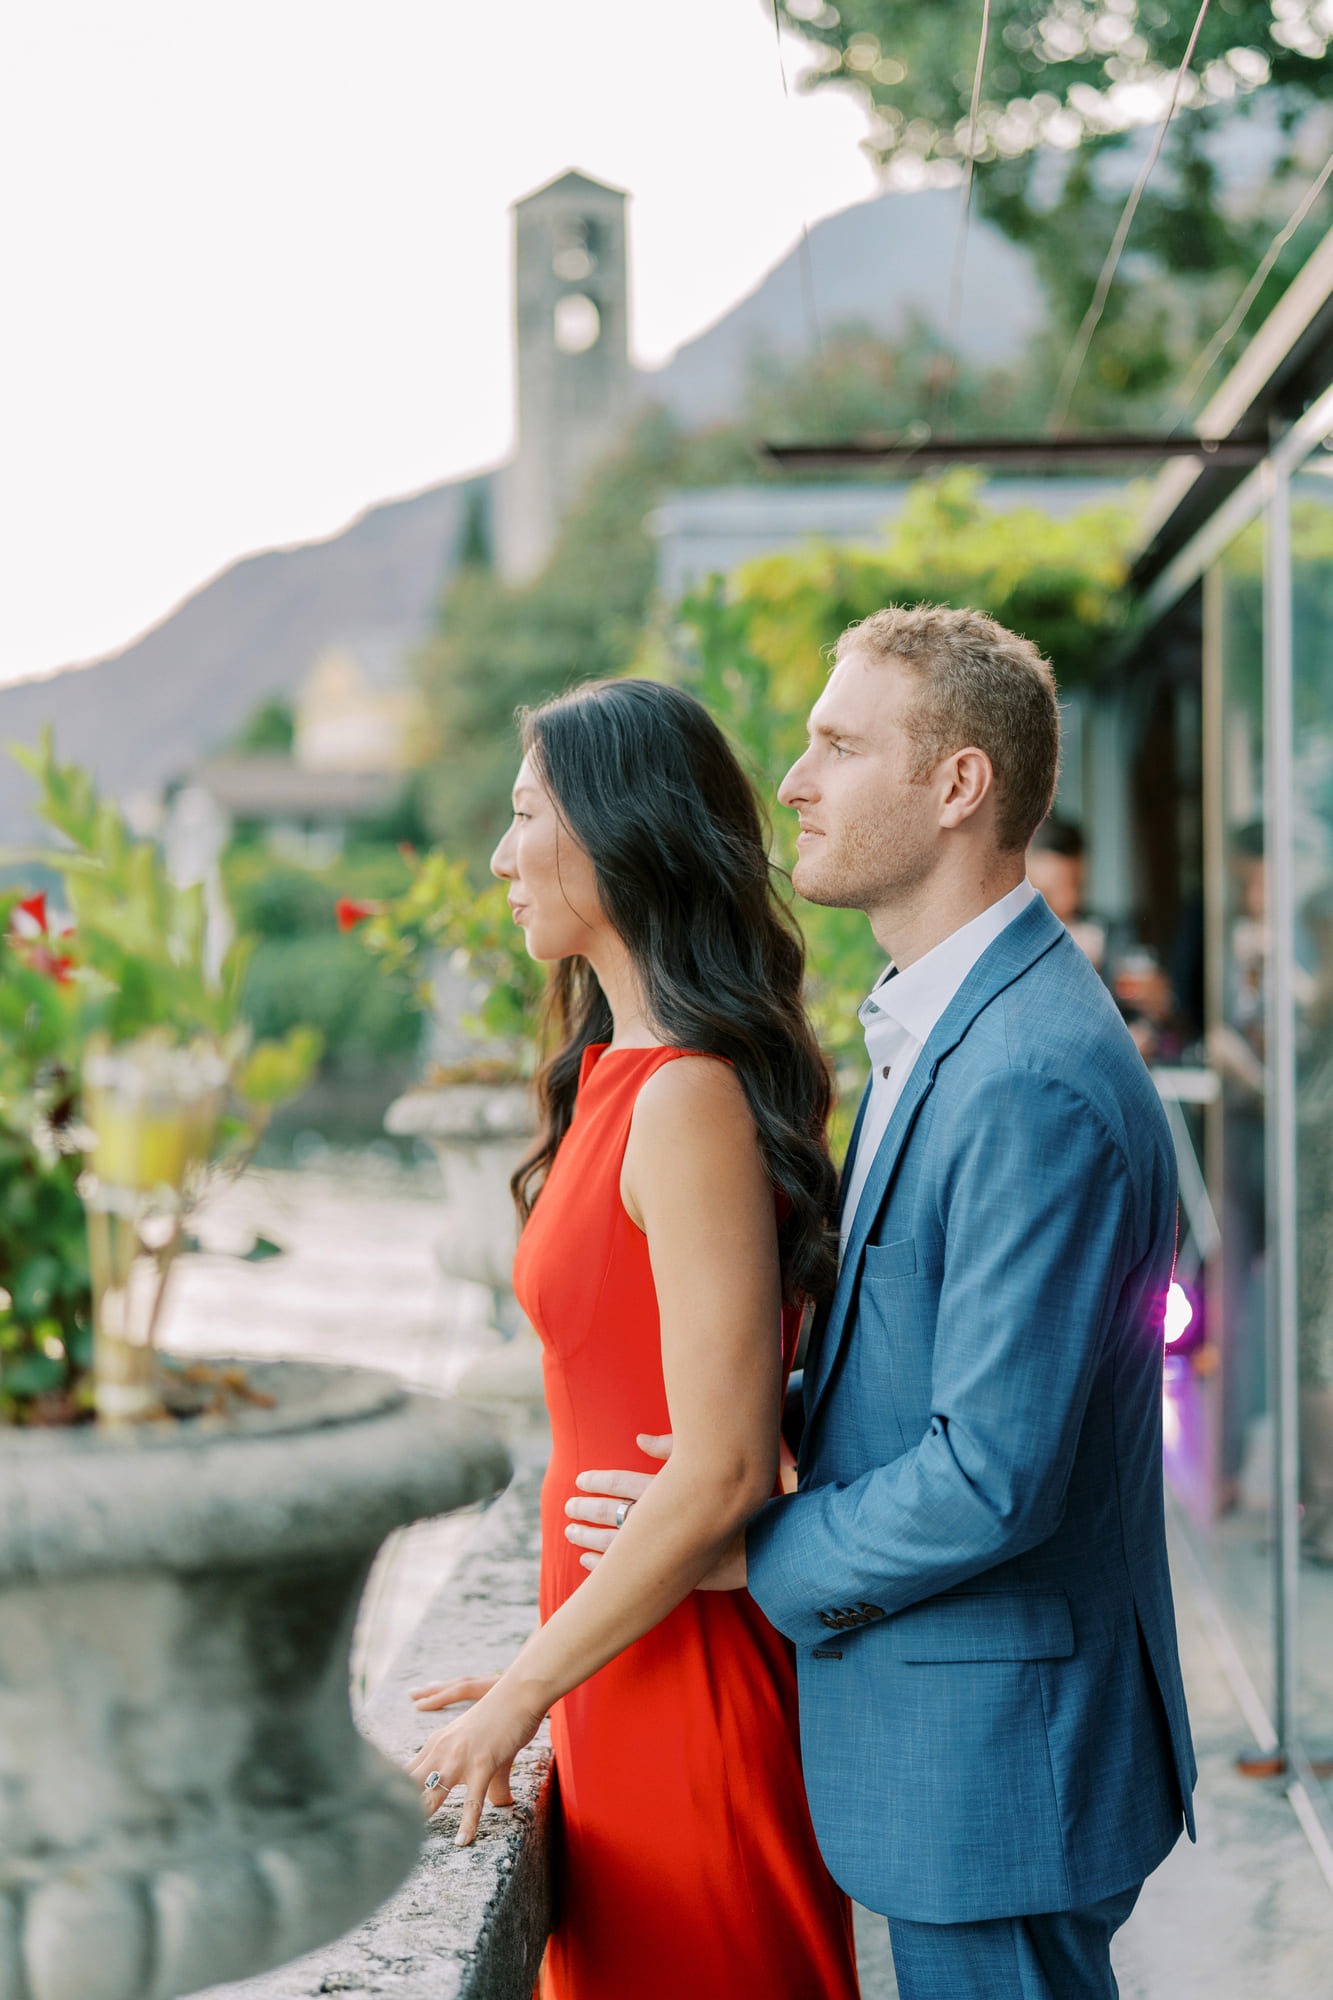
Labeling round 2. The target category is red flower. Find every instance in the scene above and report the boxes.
[17,892,48,932]
[336,898,378,932]
[27,944,74,985]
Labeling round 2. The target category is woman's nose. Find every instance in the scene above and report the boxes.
[490,830,515,880]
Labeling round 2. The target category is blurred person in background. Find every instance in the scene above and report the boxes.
[1027,815,1107,971]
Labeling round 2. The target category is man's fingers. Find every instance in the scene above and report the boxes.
[564,1495,627,1526]
[573,1468,653,1502]
[564,1521,616,1551]
[636,1432,673,1461]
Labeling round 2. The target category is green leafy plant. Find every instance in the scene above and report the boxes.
[0,735,321,1423]
[672,474,1134,1118]
[340,849,545,1077]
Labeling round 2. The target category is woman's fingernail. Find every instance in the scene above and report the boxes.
[575,1474,590,1489]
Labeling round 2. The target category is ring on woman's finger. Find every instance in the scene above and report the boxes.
[615,1500,635,1529]
[424,1772,443,1791]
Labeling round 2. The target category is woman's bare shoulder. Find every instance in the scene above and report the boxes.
[631,1054,755,1145]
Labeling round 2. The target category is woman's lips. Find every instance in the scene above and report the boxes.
[508,901,528,922]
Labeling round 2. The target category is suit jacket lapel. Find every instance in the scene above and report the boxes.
[800,1077,871,1411]
[803,897,1067,1431]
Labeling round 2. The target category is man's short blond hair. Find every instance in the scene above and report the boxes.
[837,604,1060,852]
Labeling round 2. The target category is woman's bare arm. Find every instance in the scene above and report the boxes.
[407,1056,783,1841]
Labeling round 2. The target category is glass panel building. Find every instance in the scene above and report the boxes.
[1134,239,1333,1880]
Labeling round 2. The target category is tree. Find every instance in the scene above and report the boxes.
[672,472,1135,1094]
[416,334,1054,873]
[778,0,1333,423]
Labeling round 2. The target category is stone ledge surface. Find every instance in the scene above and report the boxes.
[195,1463,551,2000]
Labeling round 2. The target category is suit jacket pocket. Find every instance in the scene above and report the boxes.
[862,1236,917,1281]
[888,1589,1074,1663]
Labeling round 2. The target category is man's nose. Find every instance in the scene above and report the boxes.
[778,753,814,810]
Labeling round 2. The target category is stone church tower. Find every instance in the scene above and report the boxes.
[495,170,633,582]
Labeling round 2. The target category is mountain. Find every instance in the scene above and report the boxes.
[0,479,486,849]
[642,186,1041,430]
[0,188,1043,849]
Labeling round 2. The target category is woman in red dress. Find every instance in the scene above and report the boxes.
[407,680,860,1999]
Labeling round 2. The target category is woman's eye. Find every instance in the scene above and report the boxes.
[513,811,531,823]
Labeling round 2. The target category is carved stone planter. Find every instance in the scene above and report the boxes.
[385,1084,534,1302]
[0,1361,511,2000]
[385,1086,544,1414]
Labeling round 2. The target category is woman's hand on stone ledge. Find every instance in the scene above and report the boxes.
[407,1672,547,1847]
[410,1674,505,1713]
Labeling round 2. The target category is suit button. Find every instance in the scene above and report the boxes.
[819,1612,839,1630]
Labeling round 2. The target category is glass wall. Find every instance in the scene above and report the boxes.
[1184,522,1275,1714]
[1167,415,1333,1840]
[1290,458,1333,1790]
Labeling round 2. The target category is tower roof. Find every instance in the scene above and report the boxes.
[514,167,628,209]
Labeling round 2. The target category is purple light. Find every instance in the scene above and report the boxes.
[1164,1282,1194,1347]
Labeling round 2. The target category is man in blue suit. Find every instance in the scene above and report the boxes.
[573,606,1195,1998]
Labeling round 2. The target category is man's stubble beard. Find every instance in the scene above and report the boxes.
[792,798,936,914]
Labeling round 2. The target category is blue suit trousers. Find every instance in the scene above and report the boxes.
[887,1884,1142,2000]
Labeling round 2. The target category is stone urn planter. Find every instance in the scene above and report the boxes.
[0,1360,511,2000]
[385,1084,545,1411]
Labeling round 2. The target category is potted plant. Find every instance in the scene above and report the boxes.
[0,741,513,2000]
[343,853,543,1338]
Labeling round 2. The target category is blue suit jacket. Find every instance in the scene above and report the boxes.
[747,898,1196,1924]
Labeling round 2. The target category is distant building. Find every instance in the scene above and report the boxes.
[495,169,633,583]
[647,478,1126,607]
[177,640,425,870]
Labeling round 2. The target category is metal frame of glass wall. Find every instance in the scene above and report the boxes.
[1142,390,1333,1887]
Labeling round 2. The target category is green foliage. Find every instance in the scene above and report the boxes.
[223,842,421,1072]
[672,474,1135,1093]
[0,736,321,1418]
[352,851,546,1071]
[779,0,1333,423]
[417,411,733,874]
[417,341,1054,874]
[231,696,295,756]
[745,315,1046,442]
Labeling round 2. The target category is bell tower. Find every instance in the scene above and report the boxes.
[495,169,633,582]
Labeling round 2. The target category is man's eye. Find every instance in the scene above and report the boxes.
[831,742,850,758]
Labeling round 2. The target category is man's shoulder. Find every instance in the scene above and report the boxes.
[941,934,1168,1152]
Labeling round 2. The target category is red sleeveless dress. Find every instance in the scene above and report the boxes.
[512,1043,860,2000]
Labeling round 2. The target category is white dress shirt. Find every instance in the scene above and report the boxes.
[839,878,1037,1258]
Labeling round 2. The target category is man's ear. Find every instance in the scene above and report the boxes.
[938,746,994,829]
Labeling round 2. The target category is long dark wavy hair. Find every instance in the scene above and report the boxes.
[508,678,838,1306]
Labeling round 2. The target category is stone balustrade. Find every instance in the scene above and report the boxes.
[198,1465,552,2000]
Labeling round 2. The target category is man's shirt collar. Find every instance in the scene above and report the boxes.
[859,878,1037,1051]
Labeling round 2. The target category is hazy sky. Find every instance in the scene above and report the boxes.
[1,2,877,687]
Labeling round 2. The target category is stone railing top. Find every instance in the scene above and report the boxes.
[385,1084,535,1144]
[195,1462,552,2000]
[0,1362,512,1584]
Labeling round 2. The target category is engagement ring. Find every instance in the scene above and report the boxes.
[424,1772,443,1791]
